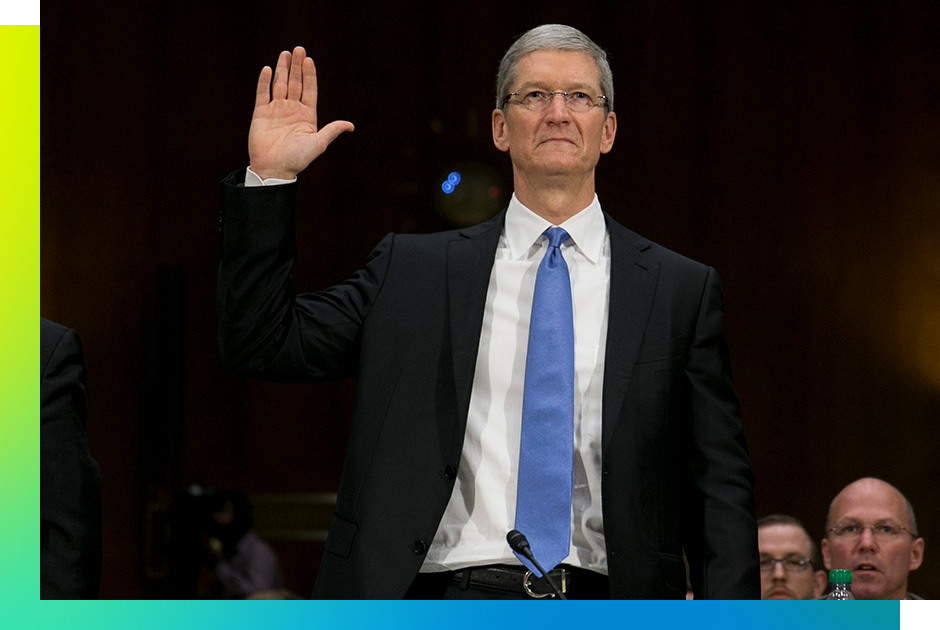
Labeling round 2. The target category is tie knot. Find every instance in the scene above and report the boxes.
[544,227,570,249]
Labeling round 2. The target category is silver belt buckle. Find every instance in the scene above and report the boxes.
[523,569,567,599]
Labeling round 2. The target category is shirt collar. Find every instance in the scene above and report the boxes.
[505,193,607,264]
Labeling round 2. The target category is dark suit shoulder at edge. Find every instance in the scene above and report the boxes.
[604,213,710,272]
[41,318,80,376]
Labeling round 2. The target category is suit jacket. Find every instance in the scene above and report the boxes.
[218,171,759,599]
[40,318,102,599]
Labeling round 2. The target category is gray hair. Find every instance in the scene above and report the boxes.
[495,24,614,112]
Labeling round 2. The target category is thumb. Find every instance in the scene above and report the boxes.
[318,120,355,148]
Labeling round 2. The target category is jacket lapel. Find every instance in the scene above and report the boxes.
[602,215,659,456]
[447,211,505,425]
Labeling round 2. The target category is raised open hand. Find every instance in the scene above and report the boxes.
[248,46,354,180]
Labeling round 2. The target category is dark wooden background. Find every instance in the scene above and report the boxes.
[42,1,940,598]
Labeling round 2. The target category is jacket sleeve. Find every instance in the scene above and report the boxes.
[682,267,760,599]
[217,170,391,382]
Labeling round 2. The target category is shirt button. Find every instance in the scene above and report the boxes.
[413,540,428,554]
[444,465,457,480]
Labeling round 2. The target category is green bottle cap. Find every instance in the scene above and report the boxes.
[828,569,852,583]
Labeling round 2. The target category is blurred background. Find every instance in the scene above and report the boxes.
[42,1,939,598]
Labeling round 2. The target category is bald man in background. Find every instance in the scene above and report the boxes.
[821,477,924,600]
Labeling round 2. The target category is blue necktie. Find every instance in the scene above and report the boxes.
[514,226,574,576]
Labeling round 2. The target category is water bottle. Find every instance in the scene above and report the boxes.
[826,569,855,600]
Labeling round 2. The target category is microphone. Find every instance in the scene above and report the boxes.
[506,529,567,600]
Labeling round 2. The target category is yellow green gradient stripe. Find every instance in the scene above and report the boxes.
[1,25,40,612]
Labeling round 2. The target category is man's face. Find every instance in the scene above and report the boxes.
[492,50,616,185]
[758,524,826,599]
[821,480,925,599]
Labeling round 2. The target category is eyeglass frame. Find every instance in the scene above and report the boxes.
[826,521,920,542]
[502,90,609,112]
[758,554,815,573]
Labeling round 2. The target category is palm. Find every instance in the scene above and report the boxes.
[249,99,323,176]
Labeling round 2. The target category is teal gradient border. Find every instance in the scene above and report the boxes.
[18,600,902,629]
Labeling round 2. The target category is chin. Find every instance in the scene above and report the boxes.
[851,583,886,600]
[763,589,794,600]
[852,575,888,599]
[534,157,578,173]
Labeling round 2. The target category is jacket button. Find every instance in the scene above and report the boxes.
[413,539,428,554]
[444,465,457,480]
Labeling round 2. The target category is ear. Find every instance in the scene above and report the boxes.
[812,570,828,599]
[599,111,617,154]
[820,538,832,570]
[492,108,510,153]
[909,537,925,571]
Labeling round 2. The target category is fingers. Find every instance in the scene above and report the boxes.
[271,49,292,101]
[301,57,317,108]
[254,66,273,109]
[269,47,309,104]
[287,46,306,101]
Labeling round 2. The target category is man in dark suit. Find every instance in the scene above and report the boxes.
[218,25,758,599]
[40,318,102,599]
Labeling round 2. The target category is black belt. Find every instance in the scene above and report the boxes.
[450,564,608,599]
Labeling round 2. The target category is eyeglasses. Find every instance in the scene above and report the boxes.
[503,90,608,112]
[828,521,919,542]
[759,555,814,573]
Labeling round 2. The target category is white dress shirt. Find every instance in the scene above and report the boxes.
[423,193,611,574]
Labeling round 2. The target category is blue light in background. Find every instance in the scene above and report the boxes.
[442,171,462,194]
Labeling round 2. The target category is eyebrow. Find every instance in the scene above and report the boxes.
[515,80,600,93]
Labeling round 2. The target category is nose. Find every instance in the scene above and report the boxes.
[857,527,878,550]
[772,561,787,580]
[545,93,572,122]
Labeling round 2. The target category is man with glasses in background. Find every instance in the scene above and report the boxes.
[822,477,925,599]
[218,24,757,599]
[757,514,827,599]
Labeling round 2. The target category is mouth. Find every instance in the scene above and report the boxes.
[767,588,792,599]
[539,137,576,146]
[854,562,881,575]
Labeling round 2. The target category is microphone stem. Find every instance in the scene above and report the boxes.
[530,557,568,600]
[507,529,568,600]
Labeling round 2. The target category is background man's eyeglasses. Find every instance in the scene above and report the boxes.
[759,555,813,573]
[503,90,608,112]
[827,521,919,542]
